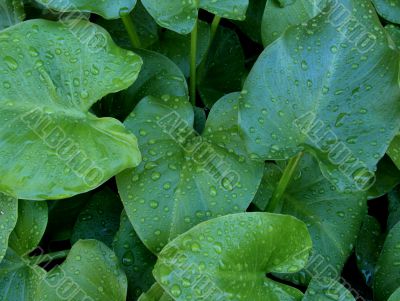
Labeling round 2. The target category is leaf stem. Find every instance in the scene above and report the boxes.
[190,19,199,106]
[121,14,142,49]
[210,15,221,42]
[29,250,69,265]
[266,152,303,213]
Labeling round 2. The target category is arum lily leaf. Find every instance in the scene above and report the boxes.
[96,49,188,121]
[138,283,173,301]
[303,277,355,301]
[388,187,400,230]
[0,19,142,200]
[386,24,400,50]
[388,135,400,170]
[355,215,384,287]
[0,192,18,263]
[38,239,128,301]
[368,156,400,200]
[234,0,267,44]
[117,93,263,253]
[113,211,157,300]
[197,27,246,108]
[258,154,366,284]
[141,0,248,34]
[252,163,282,211]
[154,212,312,301]
[240,0,400,191]
[374,221,400,301]
[150,21,210,78]
[34,0,137,19]
[71,188,123,247]
[261,0,327,46]
[9,200,48,256]
[0,0,25,30]
[389,287,400,301]
[371,0,400,25]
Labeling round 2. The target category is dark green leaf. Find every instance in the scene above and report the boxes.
[0,192,18,263]
[388,187,400,230]
[234,0,267,44]
[303,277,355,301]
[368,156,400,200]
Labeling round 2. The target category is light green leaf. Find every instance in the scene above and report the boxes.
[0,19,142,200]
[261,0,327,46]
[138,283,173,301]
[303,277,355,301]
[38,239,128,301]
[34,0,137,19]
[260,154,367,284]
[95,49,188,121]
[252,162,282,211]
[0,0,25,30]
[371,0,400,25]
[141,0,248,34]
[197,27,246,108]
[113,210,157,300]
[150,21,210,78]
[355,215,384,287]
[117,93,263,253]
[368,156,400,200]
[0,192,18,263]
[154,212,311,301]
[71,187,123,247]
[240,0,400,191]
[388,135,400,170]
[374,221,400,301]
[389,287,400,301]
[386,24,400,50]
[9,200,48,256]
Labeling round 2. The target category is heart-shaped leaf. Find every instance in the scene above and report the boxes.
[255,154,367,284]
[34,0,137,19]
[0,0,25,30]
[261,0,327,46]
[153,212,312,300]
[388,187,400,230]
[113,210,157,300]
[150,21,210,78]
[234,0,267,44]
[141,0,249,34]
[138,283,172,301]
[388,135,400,170]
[71,187,123,247]
[371,0,400,25]
[38,239,128,301]
[368,156,400,200]
[0,192,17,263]
[240,0,400,191]
[389,287,400,301]
[374,221,400,301]
[117,93,264,253]
[303,277,355,301]
[0,19,142,200]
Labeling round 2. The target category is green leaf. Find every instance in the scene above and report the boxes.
[0,0,25,30]
[261,0,327,46]
[234,0,267,44]
[197,27,246,108]
[71,187,123,247]
[368,156,400,200]
[259,154,367,284]
[113,211,157,300]
[34,0,137,19]
[0,248,45,301]
[355,215,384,287]
[374,221,400,301]
[389,287,400,301]
[388,187,400,230]
[95,49,188,121]
[117,93,263,253]
[150,21,210,78]
[141,0,248,34]
[0,192,18,263]
[371,0,400,25]
[303,277,355,301]
[9,200,48,256]
[386,24,400,50]
[138,283,173,301]
[240,0,400,191]
[38,239,128,301]
[252,163,282,211]
[154,212,311,301]
[0,19,142,200]
[388,135,400,170]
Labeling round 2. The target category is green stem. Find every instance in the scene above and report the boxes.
[29,250,69,265]
[266,152,303,213]
[121,14,142,49]
[190,19,199,106]
[210,15,221,42]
